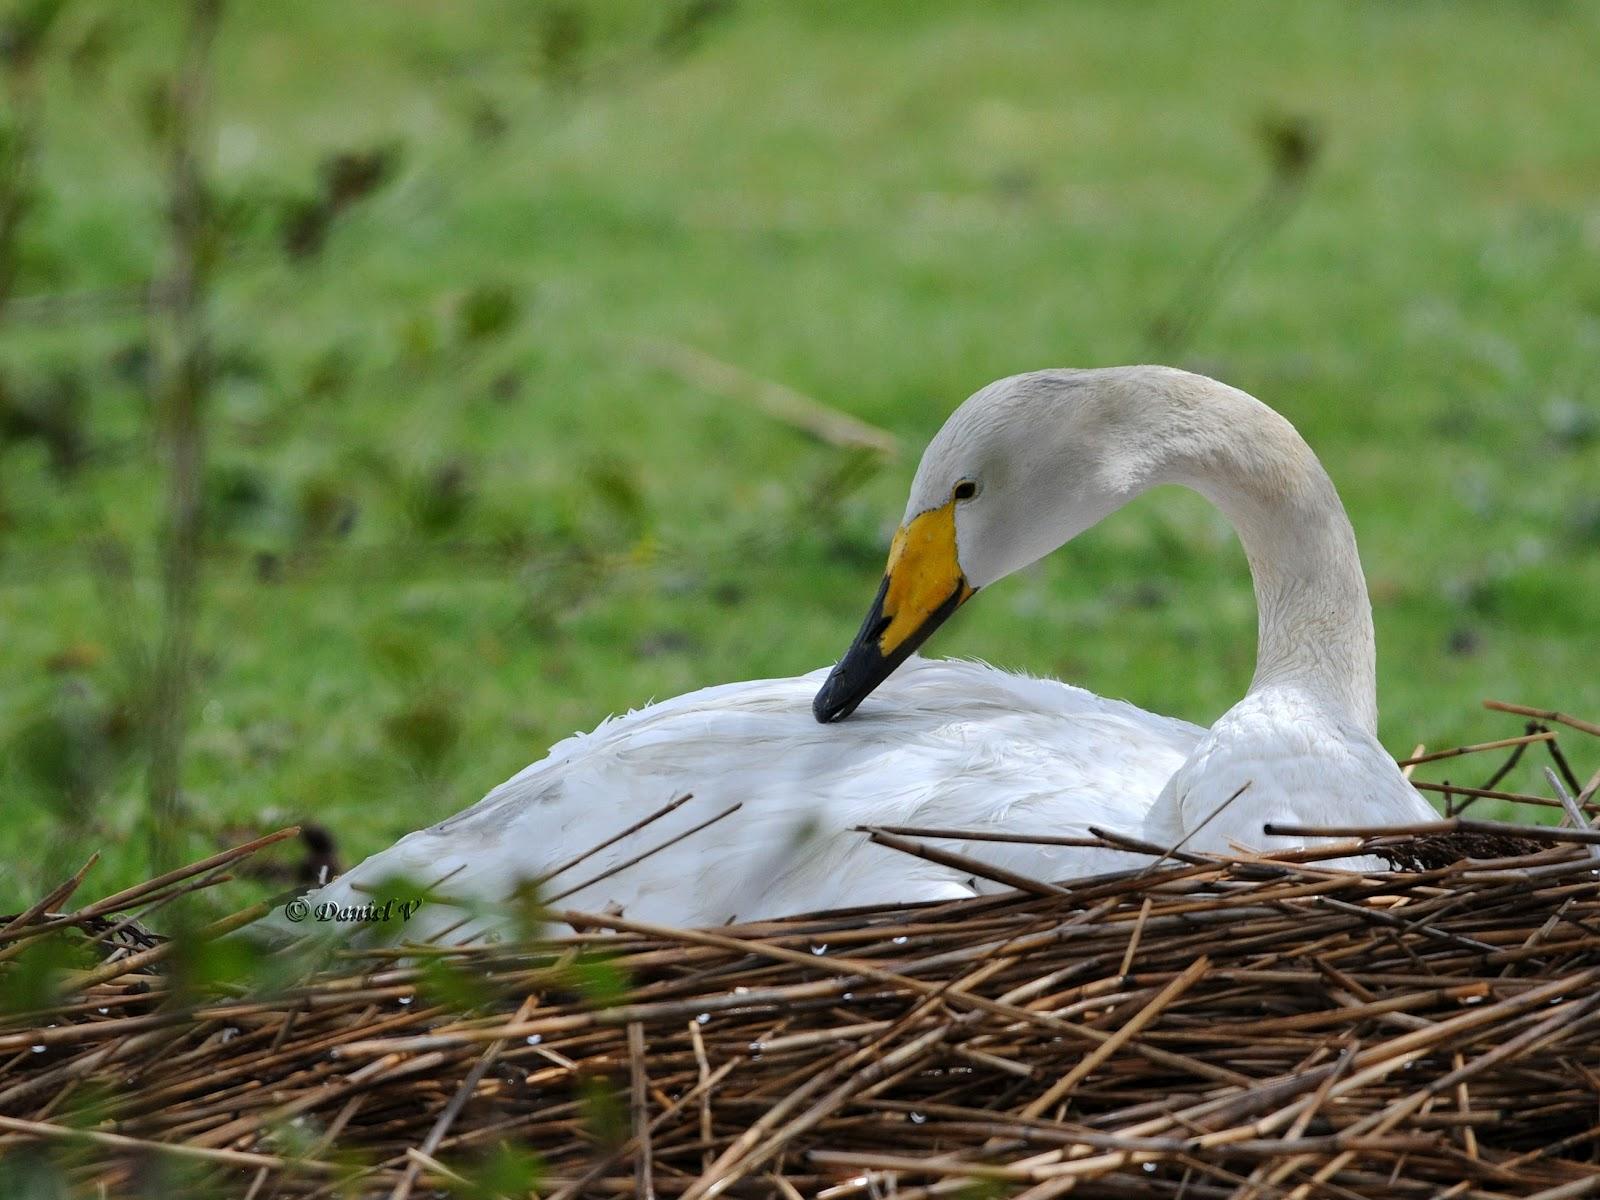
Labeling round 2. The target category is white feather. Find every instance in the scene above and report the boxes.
[296,659,1196,941]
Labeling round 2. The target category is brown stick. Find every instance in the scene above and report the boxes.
[0,827,298,949]
[629,1021,657,1200]
[1484,700,1600,739]
[1398,731,1555,766]
[0,1113,338,1174]
[0,853,100,939]
[863,829,1071,898]
[1264,817,1600,845]
[1020,955,1211,1120]
[635,338,899,457]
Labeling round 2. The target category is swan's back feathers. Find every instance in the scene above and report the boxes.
[295,658,1200,941]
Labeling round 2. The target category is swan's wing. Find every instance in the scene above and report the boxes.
[271,658,1200,942]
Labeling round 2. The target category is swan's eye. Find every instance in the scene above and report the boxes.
[951,479,980,502]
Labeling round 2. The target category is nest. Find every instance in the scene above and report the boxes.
[2,710,1599,1198]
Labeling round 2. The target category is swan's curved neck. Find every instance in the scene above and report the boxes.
[1144,377,1378,733]
[1195,465,1377,733]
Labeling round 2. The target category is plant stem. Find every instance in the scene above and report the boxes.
[146,0,223,870]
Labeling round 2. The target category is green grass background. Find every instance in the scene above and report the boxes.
[2,0,1597,903]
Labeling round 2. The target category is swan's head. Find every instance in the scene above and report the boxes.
[813,368,1179,723]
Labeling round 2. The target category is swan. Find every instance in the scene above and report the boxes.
[278,365,1432,942]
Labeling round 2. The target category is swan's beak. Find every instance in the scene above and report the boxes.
[813,500,975,723]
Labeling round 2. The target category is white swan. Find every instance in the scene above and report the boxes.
[284,365,1432,942]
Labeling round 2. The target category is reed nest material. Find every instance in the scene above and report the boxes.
[2,716,1599,1198]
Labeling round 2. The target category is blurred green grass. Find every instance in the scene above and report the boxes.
[1,0,1597,901]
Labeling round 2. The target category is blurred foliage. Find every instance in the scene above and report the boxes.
[0,929,95,1014]
[0,1148,71,1200]
[570,948,630,1010]
[578,1073,628,1149]
[0,0,1595,906]
[445,1139,547,1200]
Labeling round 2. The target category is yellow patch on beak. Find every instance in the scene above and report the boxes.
[876,500,975,657]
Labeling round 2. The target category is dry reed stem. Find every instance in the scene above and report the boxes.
[633,338,899,458]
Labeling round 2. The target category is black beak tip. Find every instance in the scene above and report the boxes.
[812,578,972,726]
[811,665,862,724]
[812,636,895,723]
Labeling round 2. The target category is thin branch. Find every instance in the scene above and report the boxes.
[144,0,224,869]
